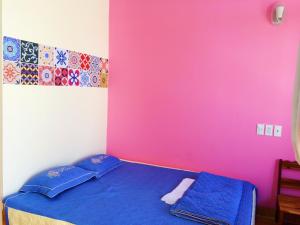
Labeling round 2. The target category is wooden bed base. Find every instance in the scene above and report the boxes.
[2,204,6,225]
[1,205,74,225]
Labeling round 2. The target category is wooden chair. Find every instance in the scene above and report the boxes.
[275,160,300,224]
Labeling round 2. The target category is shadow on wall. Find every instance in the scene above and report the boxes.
[292,44,300,165]
[267,45,300,214]
[270,160,279,209]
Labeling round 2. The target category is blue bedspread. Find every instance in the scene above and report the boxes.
[170,172,255,225]
[3,162,254,225]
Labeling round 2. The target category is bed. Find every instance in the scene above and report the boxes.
[3,162,256,225]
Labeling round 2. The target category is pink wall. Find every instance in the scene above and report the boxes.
[108,0,300,206]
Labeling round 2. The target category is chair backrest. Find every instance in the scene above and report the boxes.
[277,159,300,196]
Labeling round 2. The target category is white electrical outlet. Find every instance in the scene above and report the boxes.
[257,124,265,136]
[274,125,282,137]
[265,124,274,136]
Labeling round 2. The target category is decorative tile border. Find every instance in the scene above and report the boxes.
[2,36,108,88]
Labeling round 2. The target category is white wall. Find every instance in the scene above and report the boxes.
[2,0,109,196]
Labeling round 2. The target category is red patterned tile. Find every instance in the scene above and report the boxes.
[38,66,55,86]
[68,69,80,86]
[100,58,109,73]
[54,68,68,86]
[3,60,21,84]
[68,51,80,69]
[80,53,91,70]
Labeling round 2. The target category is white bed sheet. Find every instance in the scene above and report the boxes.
[251,189,257,225]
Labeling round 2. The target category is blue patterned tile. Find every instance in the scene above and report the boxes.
[90,56,100,73]
[39,45,54,66]
[89,71,100,87]
[55,48,69,68]
[3,36,21,61]
[21,40,39,64]
[80,70,91,87]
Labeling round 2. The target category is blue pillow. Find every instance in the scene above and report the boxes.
[20,166,96,198]
[75,154,122,178]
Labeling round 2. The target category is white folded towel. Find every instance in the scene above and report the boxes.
[161,178,195,205]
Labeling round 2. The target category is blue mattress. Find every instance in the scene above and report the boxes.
[4,162,254,225]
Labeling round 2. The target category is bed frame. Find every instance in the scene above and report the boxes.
[2,192,256,225]
[2,204,6,225]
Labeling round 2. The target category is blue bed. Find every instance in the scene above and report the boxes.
[4,162,255,225]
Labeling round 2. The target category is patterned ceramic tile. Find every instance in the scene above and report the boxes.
[80,53,91,70]
[90,71,100,87]
[3,60,21,84]
[100,58,109,73]
[54,68,68,86]
[38,66,55,86]
[80,70,91,87]
[3,36,21,61]
[100,72,108,88]
[21,63,38,85]
[68,51,80,69]
[21,40,39,64]
[90,56,100,73]
[68,69,80,86]
[3,36,108,87]
[54,48,69,68]
[39,45,54,66]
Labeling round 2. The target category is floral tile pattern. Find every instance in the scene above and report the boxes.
[90,71,100,87]
[21,40,39,64]
[68,69,80,86]
[3,36,108,88]
[68,51,81,69]
[21,63,38,85]
[80,70,91,87]
[55,48,69,68]
[100,72,108,88]
[3,37,21,62]
[3,60,21,84]
[80,53,91,70]
[54,68,68,86]
[39,66,55,86]
[39,45,54,66]
[90,56,100,73]
[100,58,109,73]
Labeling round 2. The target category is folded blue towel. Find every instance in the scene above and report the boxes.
[170,172,255,225]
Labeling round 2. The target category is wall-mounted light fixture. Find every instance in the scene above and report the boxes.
[272,3,285,25]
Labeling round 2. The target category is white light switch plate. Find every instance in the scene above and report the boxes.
[257,124,265,136]
[274,125,282,137]
[265,124,273,136]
